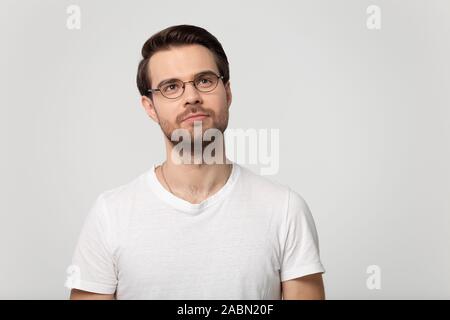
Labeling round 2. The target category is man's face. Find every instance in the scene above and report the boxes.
[141,44,232,146]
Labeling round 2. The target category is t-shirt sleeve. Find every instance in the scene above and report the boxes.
[279,189,326,282]
[65,194,118,294]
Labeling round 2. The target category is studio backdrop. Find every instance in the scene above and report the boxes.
[1,0,449,299]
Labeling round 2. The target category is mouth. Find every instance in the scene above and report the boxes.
[182,114,209,123]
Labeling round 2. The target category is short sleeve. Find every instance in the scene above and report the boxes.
[65,194,118,294]
[279,189,325,282]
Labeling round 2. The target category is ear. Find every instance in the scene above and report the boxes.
[225,81,232,109]
[141,95,160,123]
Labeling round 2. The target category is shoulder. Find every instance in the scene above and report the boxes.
[236,165,312,217]
[99,170,150,208]
[89,170,152,229]
[82,170,152,248]
[235,164,291,204]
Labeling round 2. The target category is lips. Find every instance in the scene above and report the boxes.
[182,113,209,122]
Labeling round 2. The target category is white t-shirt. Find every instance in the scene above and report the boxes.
[67,162,325,299]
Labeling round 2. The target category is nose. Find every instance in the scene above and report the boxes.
[183,81,202,106]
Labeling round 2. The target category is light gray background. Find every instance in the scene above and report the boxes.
[1,0,449,299]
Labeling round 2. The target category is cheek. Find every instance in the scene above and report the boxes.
[206,94,228,117]
[156,104,178,123]
[158,118,171,132]
[216,110,229,126]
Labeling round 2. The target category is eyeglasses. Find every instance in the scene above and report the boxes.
[147,71,224,99]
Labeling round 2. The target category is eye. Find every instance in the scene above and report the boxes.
[162,82,180,93]
[196,75,214,88]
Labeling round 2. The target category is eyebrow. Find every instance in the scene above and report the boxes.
[155,70,218,88]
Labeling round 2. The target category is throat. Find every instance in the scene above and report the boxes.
[173,184,216,204]
[155,162,233,205]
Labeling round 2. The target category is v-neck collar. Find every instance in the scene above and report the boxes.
[147,161,240,214]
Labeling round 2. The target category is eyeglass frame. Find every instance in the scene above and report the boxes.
[147,72,224,99]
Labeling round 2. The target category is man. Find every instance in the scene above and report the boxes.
[68,25,325,300]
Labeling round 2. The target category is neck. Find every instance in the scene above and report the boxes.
[159,135,232,203]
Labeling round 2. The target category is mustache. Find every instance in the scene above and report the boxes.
[177,105,212,123]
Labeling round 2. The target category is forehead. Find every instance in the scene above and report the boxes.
[148,44,219,85]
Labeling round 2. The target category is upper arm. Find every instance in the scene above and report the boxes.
[70,288,115,300]
[279,190,325,284]
[281,272,325,300]
[67,195,118,295]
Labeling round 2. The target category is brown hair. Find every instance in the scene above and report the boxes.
[136,24,230,97]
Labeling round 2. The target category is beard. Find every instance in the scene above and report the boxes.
[158,105,229,153]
